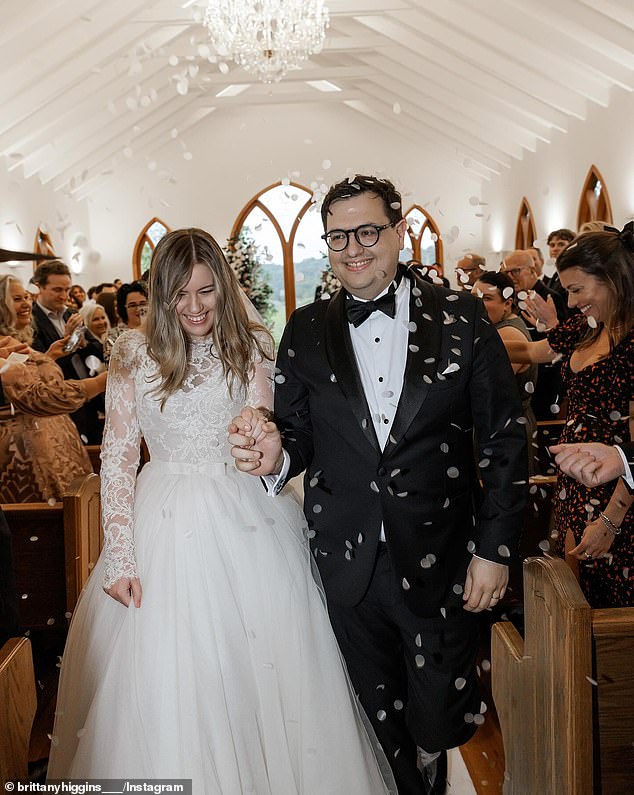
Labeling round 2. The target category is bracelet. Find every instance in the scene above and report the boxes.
[598,511,621,536]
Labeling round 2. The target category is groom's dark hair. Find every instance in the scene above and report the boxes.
[321,175,403,229]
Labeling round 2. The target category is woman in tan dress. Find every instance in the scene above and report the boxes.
[0,276,106,503]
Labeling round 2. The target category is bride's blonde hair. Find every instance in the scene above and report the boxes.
[145,228,273,407]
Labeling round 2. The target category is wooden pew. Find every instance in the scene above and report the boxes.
[63,472,103,613]
[84,444,102,474]
[2,501,67,631]
[492,556,634,795]
[0,637,36,784]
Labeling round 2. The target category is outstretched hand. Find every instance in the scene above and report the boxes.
[522,292,558,333]
[228,406,284,476]
[463,557,509,612]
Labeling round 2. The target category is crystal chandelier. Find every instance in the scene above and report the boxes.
[203,0,330,83]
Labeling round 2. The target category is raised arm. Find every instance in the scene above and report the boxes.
[100,333,142,606]
[503,336,556,365]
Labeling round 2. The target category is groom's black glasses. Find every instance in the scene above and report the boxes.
[321,222,396,252]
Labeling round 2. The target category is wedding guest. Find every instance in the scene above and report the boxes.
[504,224,633,608]
[474,271,538,474]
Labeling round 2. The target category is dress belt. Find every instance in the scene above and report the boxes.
[144,460,234,477]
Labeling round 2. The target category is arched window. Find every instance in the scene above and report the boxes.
[231,182,328,339]
[577,165,613,228]
[132,217,170,280]
[515,198,537,250]
[402,206,443,273]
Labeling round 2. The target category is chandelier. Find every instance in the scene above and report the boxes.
[203,0,330,83]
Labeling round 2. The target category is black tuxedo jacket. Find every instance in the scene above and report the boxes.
[275,268,527,617]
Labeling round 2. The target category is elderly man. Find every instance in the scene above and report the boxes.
[455,253,486,289]
[500,250,568,420]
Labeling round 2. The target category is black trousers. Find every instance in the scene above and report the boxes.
[328,544,481,795]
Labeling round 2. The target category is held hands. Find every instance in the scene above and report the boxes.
[463,557,509,612]
[550,442,625,487]
[228,406,283,476]
[105,576,142,608]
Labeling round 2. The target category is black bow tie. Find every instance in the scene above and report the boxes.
[345,287,396,327]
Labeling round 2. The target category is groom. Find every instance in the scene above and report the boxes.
[230,175,527,794]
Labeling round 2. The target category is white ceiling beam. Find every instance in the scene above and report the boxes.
[356,15,574,129]
[0,25,187,158]
[356,80,511,168]
[70,107,218,201]
[506,0,634,70]
[0,1,162,135]
[0,0,77,47]
[467,0,634,90]
[405,0,612,104]
[363,74,524,158]
[342,98,496,180]
[380,8,596,115]
[357,55,539,152]
[359,48,553,142]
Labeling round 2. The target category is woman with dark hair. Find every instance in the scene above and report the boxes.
[48,229,395,792]
[474,271,538,474]
[504,223,634,607]
[103,281,147,362]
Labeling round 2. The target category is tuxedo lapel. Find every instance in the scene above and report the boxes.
[324,290,381,456]
[384,270,442,456]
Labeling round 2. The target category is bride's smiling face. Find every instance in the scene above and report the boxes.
[176,262,217,338]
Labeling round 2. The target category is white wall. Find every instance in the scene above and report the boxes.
[0,161,92,287]
[86,102,483,285]
[481,85,634,272]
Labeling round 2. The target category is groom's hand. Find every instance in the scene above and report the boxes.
[229,406,284,475]
[462,557,508,612]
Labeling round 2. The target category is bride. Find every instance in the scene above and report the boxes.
[47,228,395,794]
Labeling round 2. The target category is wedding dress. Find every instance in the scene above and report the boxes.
[48,329,395,794]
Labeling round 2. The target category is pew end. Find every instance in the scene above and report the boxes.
[492,556,634,795]
[63,472,103,614]
[0,637,36,784]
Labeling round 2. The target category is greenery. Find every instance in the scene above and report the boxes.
[225,230,275,325]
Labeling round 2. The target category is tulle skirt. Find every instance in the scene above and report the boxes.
[48,460,395,794]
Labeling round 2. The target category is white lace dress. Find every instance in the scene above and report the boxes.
[48,330,395,794]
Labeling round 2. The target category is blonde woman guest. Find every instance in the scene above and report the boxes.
[47,229,396,793]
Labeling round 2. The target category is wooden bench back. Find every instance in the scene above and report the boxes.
[63,472,103,613]
[1,502,66,631]
[0,637,36,783]
[492,557,634,794]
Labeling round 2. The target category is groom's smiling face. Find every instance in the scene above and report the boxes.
[326,192,406,301]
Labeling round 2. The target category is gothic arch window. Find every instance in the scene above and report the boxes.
[33,226,56,270]
[132,217,170,280]
[403,206,443,273]
[577,165,613,229]
[515,198,537,250]
[231,182,327,338]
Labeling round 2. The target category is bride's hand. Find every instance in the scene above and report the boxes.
[105,576,142,607]
[229,406,283,475]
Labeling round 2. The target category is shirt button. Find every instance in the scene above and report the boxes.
[383,418,389,424]
[374,337,380,343]
[378,377,384,382]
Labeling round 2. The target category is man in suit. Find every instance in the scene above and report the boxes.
[230,175,527,794]
[31,260,96,439]
[550,442,634,490]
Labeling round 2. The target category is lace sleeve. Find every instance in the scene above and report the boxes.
[100,332,142,589]
[247,330,275,411]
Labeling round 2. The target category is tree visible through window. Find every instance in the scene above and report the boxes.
[577,165,613,228]
[231,183,328,342]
